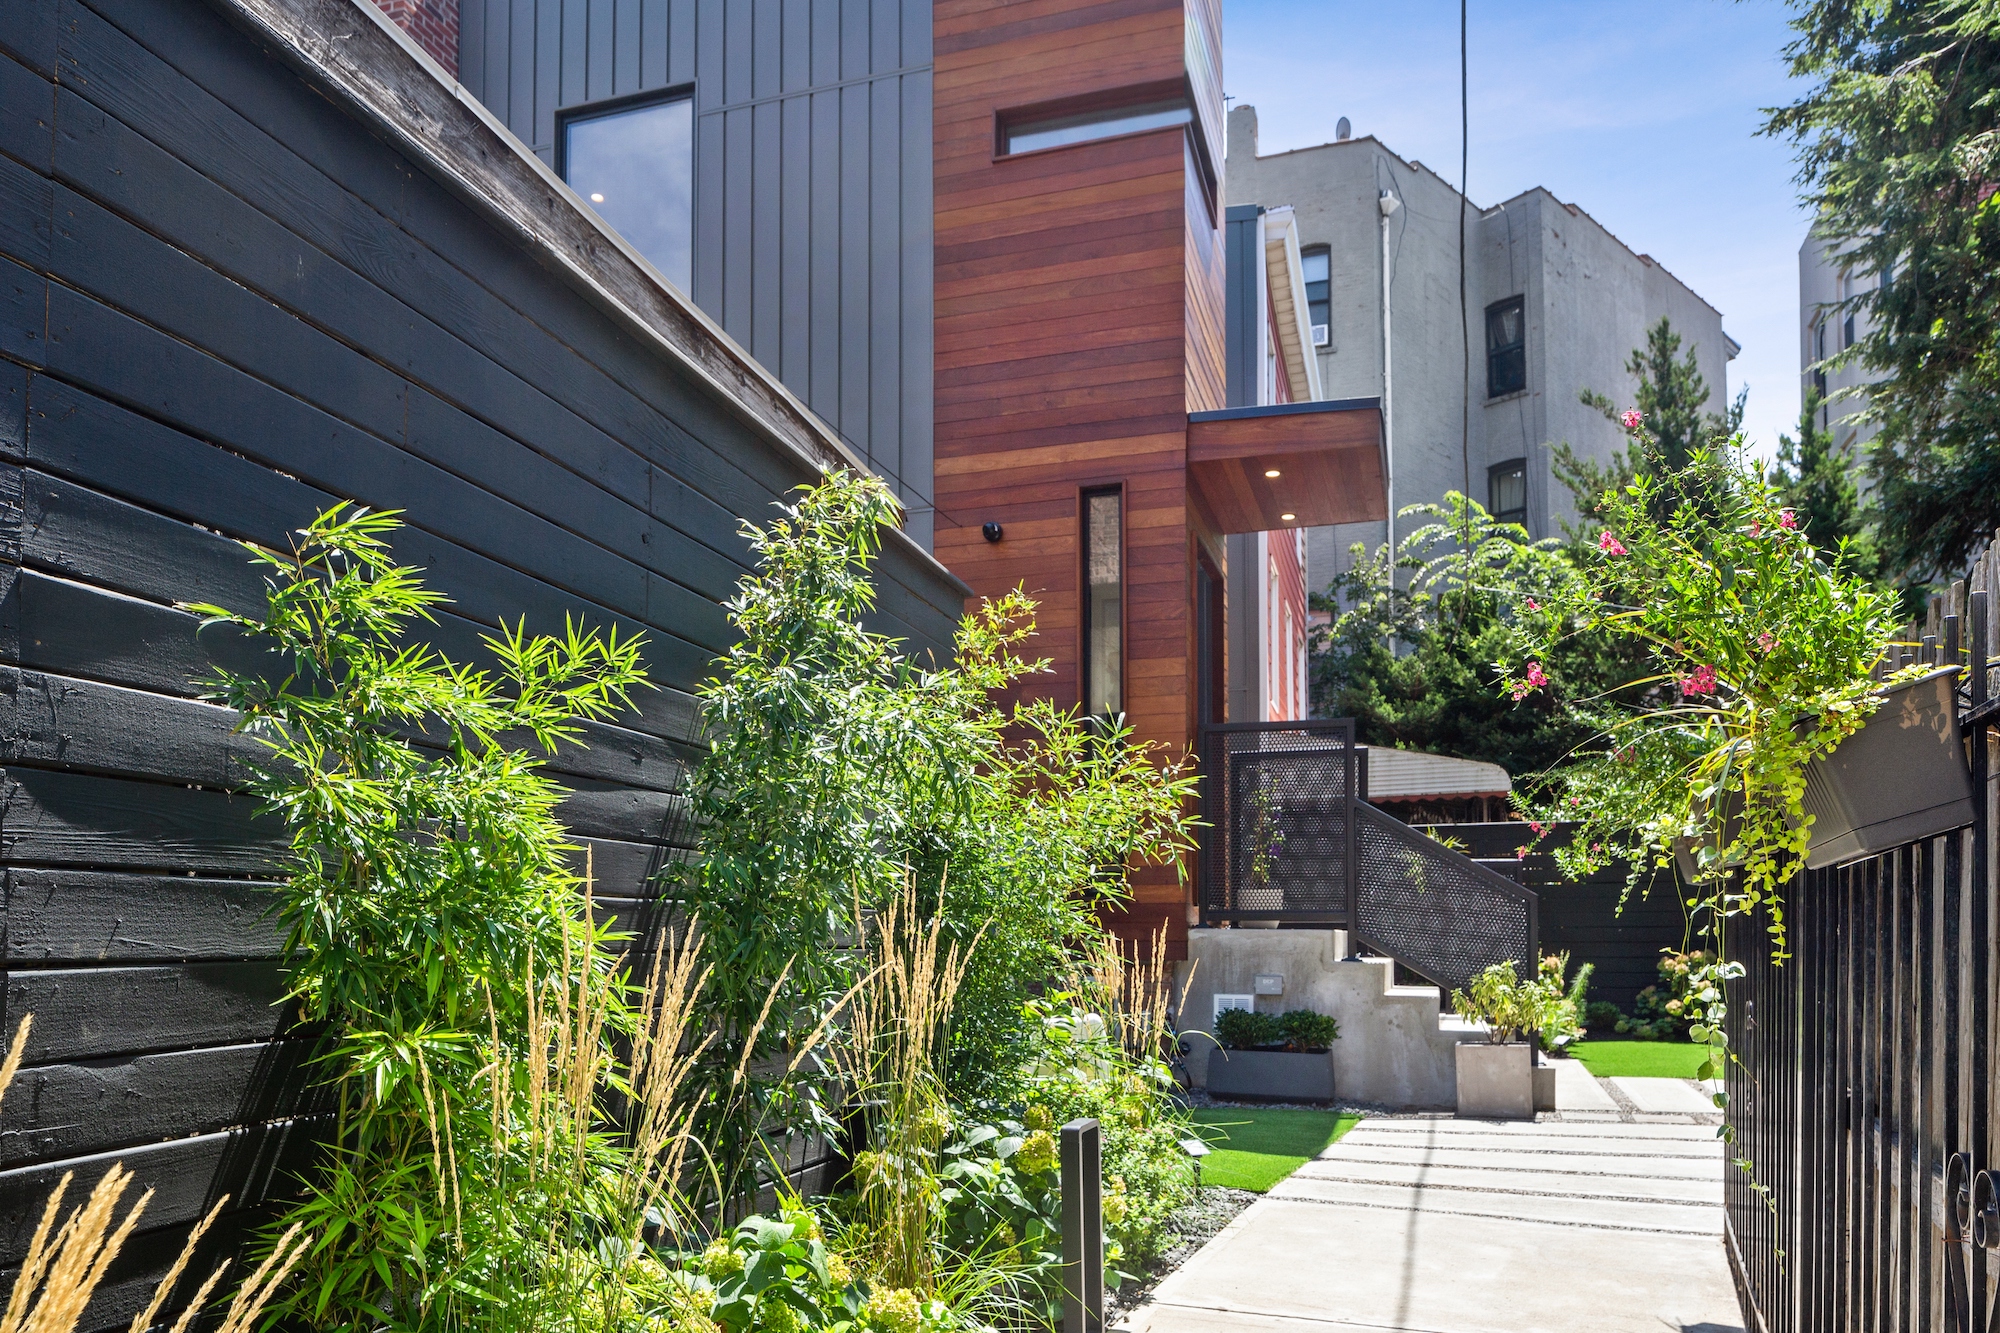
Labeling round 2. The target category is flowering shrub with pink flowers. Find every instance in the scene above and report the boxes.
[1500,445,1916,1086]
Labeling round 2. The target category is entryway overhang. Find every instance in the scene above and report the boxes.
[1186,398,1386,535]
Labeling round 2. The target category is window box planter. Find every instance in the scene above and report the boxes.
[1205,1048,1335,1103]
[1455,1040,1534,1119]
[1801,667,1974,869]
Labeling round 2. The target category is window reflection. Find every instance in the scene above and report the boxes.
[562,95,694,293]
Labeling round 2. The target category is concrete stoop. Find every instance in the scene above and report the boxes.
[1179,928,1487,1109]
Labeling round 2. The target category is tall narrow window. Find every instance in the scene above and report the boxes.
[1489,460,1527,526]
[1302,246,1331,347]
[1082,488,1123,718]
[1486,295,1526,397]
[560,92,695,292]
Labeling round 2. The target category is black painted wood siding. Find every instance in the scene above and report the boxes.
[0,0,958,1320]
[460,0,936,543]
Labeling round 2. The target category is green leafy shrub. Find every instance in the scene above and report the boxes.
[1452,954,1588,1048]
[1276,1010,1340,1053]
[1212,1008,1281,1050]
[1617,950,1713,1040]
[1584,1000,1625,1033]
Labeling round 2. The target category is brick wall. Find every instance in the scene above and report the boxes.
[369,0,456,76]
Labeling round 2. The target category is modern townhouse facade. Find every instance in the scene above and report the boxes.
[1224,105,1736,597]
[415,0,1388,953]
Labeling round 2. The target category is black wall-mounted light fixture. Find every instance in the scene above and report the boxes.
[982,522,1004,543]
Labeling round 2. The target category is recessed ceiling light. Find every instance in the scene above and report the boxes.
[590,192,606,203]
[1264,469,1281,478]
[1281,513,1297,522]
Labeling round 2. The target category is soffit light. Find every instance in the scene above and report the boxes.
[1281,513,1297,522]
[1264,469,1281,478]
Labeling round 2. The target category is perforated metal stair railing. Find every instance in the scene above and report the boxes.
[1352,801,1539,994]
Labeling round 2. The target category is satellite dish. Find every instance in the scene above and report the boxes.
[1336,116,1352,141]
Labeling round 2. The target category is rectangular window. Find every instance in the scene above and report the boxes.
[560,92,694,292]
[1486,296,1526,398]
[1302,246,1331,346]
[1082,487,1123,718]
[1489,460,1527,526]
[1001,99,1191,156]
[1843,312,1856,350]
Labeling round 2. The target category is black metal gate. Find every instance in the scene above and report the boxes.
[1195,720,1537,993]
[1726,555,1997,1332]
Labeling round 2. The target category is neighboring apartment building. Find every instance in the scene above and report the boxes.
[1225,105,1736,595]
[1799,228,1882,457]
[408,0,1389,951]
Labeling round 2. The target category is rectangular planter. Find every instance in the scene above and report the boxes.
[1455,1041,1533,1120]
[1205,1048,1335,1102]
[1533,1054,1557,1112]
[1802,667,1974,870]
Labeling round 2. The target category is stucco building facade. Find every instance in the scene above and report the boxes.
[1225,105,1736,594]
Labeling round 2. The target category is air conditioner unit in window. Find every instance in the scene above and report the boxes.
[1311,324,1330,347]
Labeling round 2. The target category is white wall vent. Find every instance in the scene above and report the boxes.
[1213,993,1256,1023]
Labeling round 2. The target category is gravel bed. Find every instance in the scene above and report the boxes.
[1106,1186,1257,1320]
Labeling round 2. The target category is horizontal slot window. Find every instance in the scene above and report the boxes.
[1002,99,1192,156]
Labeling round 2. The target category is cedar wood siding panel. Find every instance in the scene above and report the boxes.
[458,0,936,536]
[934,0,1221,956]
[0,0,959,1320]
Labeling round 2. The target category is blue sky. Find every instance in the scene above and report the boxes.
[1223,0,1811,458]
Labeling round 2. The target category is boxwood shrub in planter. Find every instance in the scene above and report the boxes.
[1206,1008,1340,1103]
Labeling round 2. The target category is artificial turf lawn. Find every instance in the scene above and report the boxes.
[1188,1108,1361,1192]
[1569,1039,1710,1079]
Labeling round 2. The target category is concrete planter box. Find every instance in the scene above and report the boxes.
[1533,1053,1557,1112]
[1205,1049,1336,1103]
[1802,667,1974,869]
[1456,1041,1534,1120]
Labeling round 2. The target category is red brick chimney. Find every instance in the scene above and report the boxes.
[370,0,458,78]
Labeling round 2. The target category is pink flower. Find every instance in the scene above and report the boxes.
[1779,509,1798,530]
[1516,847,1529,861]
[1756,630,1778,654]
[1620,409,1643,431]
[1528,820,1546,836]
[1748,519,1762,537]
[1525,662,1548,688]
[1598,531,1628,556]
[1524,596,1540,612]
[1681,663,1719,697]
[1591,842,1603,853]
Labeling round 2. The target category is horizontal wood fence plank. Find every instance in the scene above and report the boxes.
[5,868,282,962]
[0,1038,322,1168]
[0,1114,317,1262]
[6,960,289,1063]
[0,764,283,873]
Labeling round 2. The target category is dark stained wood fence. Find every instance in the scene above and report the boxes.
[0,0,961,1321]
[1418,821,1688,1010]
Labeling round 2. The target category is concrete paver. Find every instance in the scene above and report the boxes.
[1611,1076,1722,1115]
[1125,1113,1744,1333]
[1550,1056,1617,1110]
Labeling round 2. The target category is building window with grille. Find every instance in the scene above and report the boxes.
[1302,245,1331,347]
[1082,487,1123,718]
[1489,459,1527,527]
[558,91,695,293]
[1486,295,1526,398]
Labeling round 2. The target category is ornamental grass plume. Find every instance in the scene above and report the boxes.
[0,1014,310,1333]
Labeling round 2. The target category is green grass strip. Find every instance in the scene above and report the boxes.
[1188,1108,1361,1193]
[1569,1040,1710,1079]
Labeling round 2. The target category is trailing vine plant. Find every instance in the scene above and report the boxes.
[1501,439,1918,1129]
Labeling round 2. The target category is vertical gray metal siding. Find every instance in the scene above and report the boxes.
[459,0,935,541]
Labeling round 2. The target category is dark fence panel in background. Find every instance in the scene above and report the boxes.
[0,0,962,1324]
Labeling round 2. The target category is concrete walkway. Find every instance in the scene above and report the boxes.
[1128,1076,1744,1333]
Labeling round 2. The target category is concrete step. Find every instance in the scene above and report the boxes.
[1313,1142,1724,1177]
[1268,1174,1725,1235]
[1289,1156,1724,1204]
[1341,1117,1724,1145]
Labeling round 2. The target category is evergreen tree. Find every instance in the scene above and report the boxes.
[1580,317,1744,473]
[1765,0,2000,582]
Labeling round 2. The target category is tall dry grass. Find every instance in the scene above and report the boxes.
[1075,924,1189,1069]
[0,1014,310,1333]
[824,886,973,1294]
